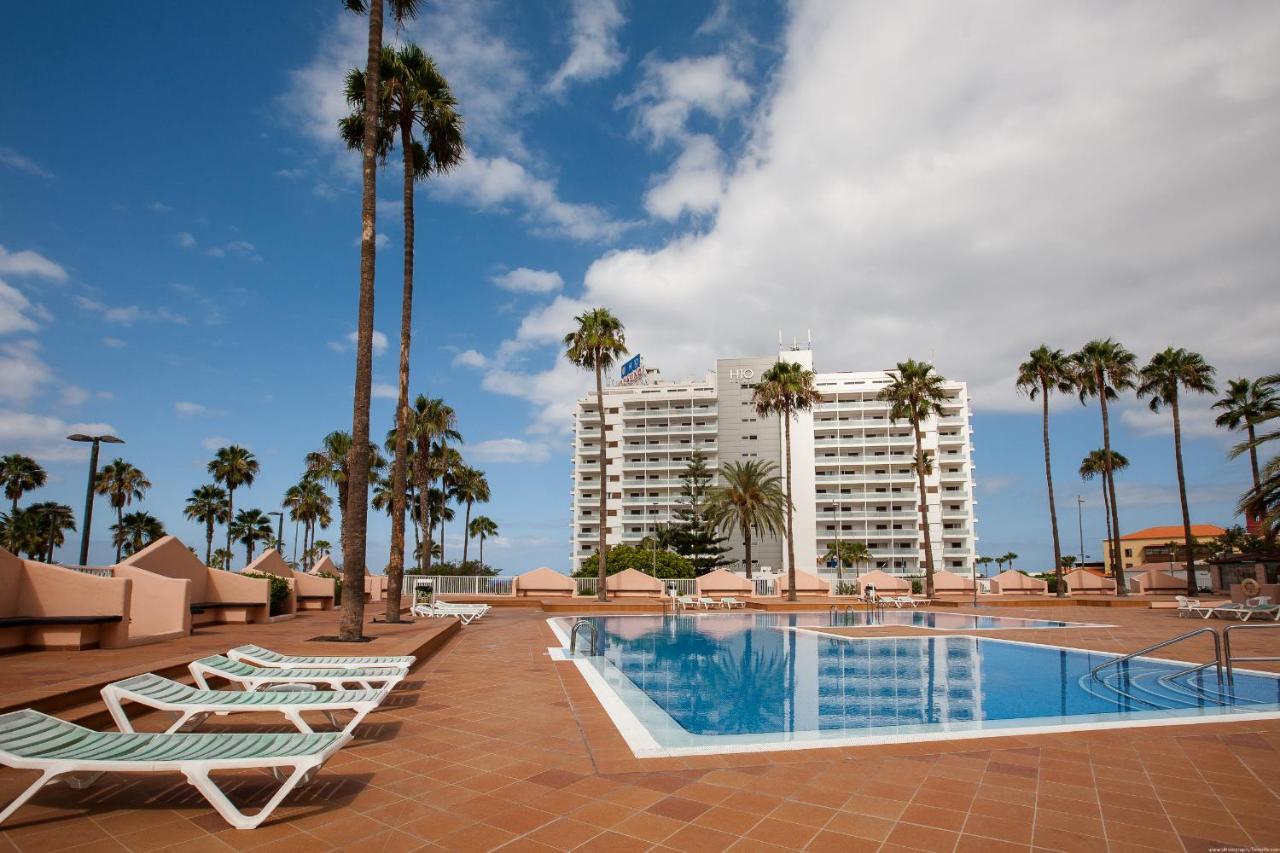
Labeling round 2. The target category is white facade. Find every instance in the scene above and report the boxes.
[570,347,978,577]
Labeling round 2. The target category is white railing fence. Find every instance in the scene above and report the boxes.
[752,577,776,597]
[402,575,514,598]
[63,565,114,578]
[575,577,598,596]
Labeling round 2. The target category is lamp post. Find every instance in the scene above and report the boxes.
[268,511,284,554]
[66,433,124,566]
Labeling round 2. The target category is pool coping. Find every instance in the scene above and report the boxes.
[547,615,1280,759]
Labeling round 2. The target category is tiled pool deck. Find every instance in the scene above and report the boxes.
[1,604,1278,852]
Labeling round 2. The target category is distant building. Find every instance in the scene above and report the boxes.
[1101,524,1226,574]
[570,344,977,577]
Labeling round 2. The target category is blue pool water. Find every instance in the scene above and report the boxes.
[824,610,1079,630]
[559,614,1280,754]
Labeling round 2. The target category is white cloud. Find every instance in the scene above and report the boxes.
[468,437,552,464]
[204,239,262,262]
[0,148,54,179]
[0,246,68,282]
[175,401,207,416]
[1120,398,1225,441]
[148,201,174,213]
[372,382,397,400]
[0,411,118,462]
[176,232,197,249]
[275,168,306,179]
[0,280,45,335]
[546,0,627,93]
[453,349,488,369]
[102,337,127,349]
[75,296,188,327]
[644,134,727,220]
[0,341,54,404]
[491,267,564,294]
[59,385,89,407]
[202,436,231,451]
[328,329,389,356]
[626,54,751,145]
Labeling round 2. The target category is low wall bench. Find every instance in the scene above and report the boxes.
[189,602,264,615]
[0,615,124,651]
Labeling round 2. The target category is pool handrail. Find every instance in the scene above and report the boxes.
[1090,627,1223,689]
[569,618,600,656]
[1223,622,1280,689]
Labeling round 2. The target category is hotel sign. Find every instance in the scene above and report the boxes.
[619,354,643,385]
[727,368,755,380]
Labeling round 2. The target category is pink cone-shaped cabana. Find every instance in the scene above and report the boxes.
[989,570,1047,595]
[122,536,269,625]
[0,547,132,650]
[1064,568,1116,595]
[245,550,334,610]
[309,555,338,577]
[852,570,910,594]
[776,570,831,595]
[605,568,664,597]
[514,567,576,597]
[696,569,752,597]
[930,569,975,595]
[1128,569,1185,595]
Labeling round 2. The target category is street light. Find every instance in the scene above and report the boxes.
[268,511,284,554]
[1076,495,1086,564]
[66,433,124,566]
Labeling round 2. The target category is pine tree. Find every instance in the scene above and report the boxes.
[670,451,732,574]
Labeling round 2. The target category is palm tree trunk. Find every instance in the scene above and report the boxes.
[205,523,213,567]
[1041,385,1065,598]
[225,487,235,570]
[115,506,124,563]
[595,363,609,602]
[438,509,446,564]
[913,417,935,598]
[462,500,474,566]
[1101,476,1112,566]
[1099,389,1126,595]
[479,533,485,567]
[744,526,753,581]
[783,410,797,603]
[246,542,254,565]
[1168,394,1199,596]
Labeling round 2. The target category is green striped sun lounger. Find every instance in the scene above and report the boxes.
[190,655,407,692]
[102,673,389,736]
[228,644,415,670]
[0,709,347,829]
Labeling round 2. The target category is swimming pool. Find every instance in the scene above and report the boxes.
[824,610,1086,630]
[551,614,1280,756]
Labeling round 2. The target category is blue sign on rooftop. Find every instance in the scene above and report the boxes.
[621,355,641,378]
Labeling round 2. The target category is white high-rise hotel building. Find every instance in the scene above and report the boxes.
[570,345,978,577]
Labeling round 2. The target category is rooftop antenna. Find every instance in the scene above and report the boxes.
[807,328,812,349]
[777,330,783,348]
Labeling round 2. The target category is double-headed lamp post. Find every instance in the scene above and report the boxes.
[66,433,125,566]
[268,511,284,554]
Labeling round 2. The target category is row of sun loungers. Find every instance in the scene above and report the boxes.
[677,595,747,609]
[1176,595,1280,621]
[410,599,490,624]
[0,644,415,830]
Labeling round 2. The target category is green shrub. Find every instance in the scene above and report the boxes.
[835,582,859,596]
[243,571,291,616]
[317,570,342,605]
[572,545,696,579]
[911,578,922,595]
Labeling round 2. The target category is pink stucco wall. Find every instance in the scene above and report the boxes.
[122,536,268,623]
[854,570,911,594]
[776,570,831,594]
[1128,570,1186,594]
[514,567,575,597]
[112,563,191,641]
[696,569,752,596]
[242,551,298,616]
[989,570,1047,595]
[606,568,664,597]
[0,547,131,650]
[931,570,976,594]
[1064,569,1116,594]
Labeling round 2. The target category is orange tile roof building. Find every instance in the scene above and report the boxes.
[1102,524,1226,574]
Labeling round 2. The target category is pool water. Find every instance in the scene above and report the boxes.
[825,610,1080,630]
[557,614,1280,755]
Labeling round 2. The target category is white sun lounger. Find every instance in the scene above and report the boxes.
[1175,595,1217,618]
[409,602,485,624]
[0,709,347,830]
[102,673,389,736]
[190,655,407,692]
[431,601,490,617]
[696,596,719,609]
[228,644,415,671]
[892,596,921,609]
[719,597,746,609]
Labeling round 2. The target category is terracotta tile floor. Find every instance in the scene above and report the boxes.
[1,606,1278,851]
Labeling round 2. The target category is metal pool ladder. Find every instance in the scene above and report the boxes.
[569,619,599,656]
[1223,622,1280,687]
[1090,627,1224,690]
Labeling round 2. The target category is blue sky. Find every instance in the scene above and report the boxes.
[1,2,1277,573]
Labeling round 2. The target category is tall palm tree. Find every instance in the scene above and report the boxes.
[284,477,332,569]
[824,540,872,592]
[1214,377,1280,520]
[305,431,384,562]
[0,454,47,513]
[111,511,165,558]
[431,445,464,564]
[338,0,422,643]
[563,307,628,602]
[230,508,274,565]
[207,446,259,568]
[1016,346,1075,597]
[1138,348,1217,594]
[753,361,822,602]
[1080,448,1130,574]
[705,460,788,582]
[1072,339,1136,594]
[0,508,46,558]
[468,515,498,567]
[403,396,461,571]
[184,484,229,566]
[26,501,75,562]
[341,44,464,625]
[211,548,234,572]
[423,487,454,563]
[94,459,151,562]
[877,360,949,598]
[453,466,490,567]
[975,555,994,576]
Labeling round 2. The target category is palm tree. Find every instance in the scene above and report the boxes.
[975,555,994,576]
[341,44,464,626]
[230,508,274,565]
[1137,348,1217,594]
[563,307,628,602]
[1072,340,1136,595]
[1003,551,1018,570]
[284,476,332,569]
[877,360,949,598]
[453,466,490,567]
[1016,346,1075,597]
[1059,555,1077,569]
[0,508,46,558]
[0,454,46,513]
[824,540,872,592]
[24,502,75,562]
[753,361,822,602]
[468,515,498,567]
[305,431,384,562]
[184,484,229,566]
[94,459,151,562]
[211,547,234,571]
[207,445,259,567]
[111,511,165,558]
[431,445,464,563]
[403,396,461,571]
[706,460,788,583]
[337,0,422,643]
[1080,448,1131,576]
[1214,377,1280,526]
